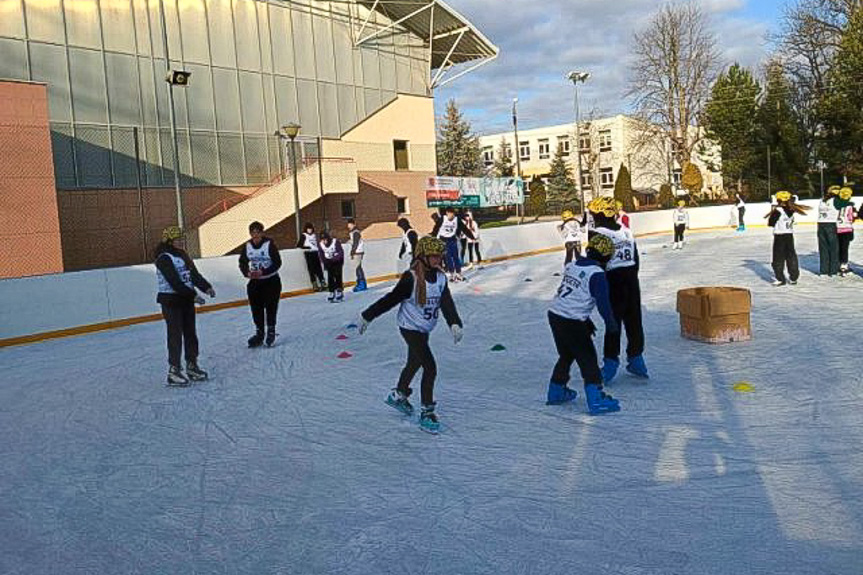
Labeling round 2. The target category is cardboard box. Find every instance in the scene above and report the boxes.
[676,287,752,343]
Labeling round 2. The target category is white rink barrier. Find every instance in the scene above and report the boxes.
[0,199,846,345]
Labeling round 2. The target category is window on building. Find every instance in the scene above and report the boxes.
[519,141,530,161]
[581,172,593,188]
[502,143,513,159]
[600,167,614,188]
[557,136,570,156]
[599,130,612,152]
[538,138,550,159]
[672,168,682,185]
[397,197,409,214]
[393,139,409,170]
[578,133,590,152]
[482,146,494,166]
[341,199,356,219]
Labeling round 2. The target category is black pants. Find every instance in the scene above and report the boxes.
[247,275,281,330]
[817,223,840,275]
[772,234,800,283]
[548,312,602,386]
[460,238,468,261]
[161,301,198,368]
[839,232,854,265]
[738,207,745,227]
[324,261,343,292]
[303,251,324,284]
[465,242,481,264]
[397,328,437,405]
[604,266,645,360]
[564,242,581,264]
[674,224,685,243]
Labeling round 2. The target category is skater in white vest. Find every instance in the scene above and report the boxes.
[766,191,807,286]
[154,226,215,385]
[558,209,583,264]
[396,217,418,273]
[318,231,345,302]
[297,223,325,291]
[358,237,463,434]
[672,200,690,249]
[347,218,367,292]
[239,221,282,348]
[817,185,841,277]
[836,187,857,276]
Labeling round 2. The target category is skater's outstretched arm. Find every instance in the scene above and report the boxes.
[361,272,414,321]
[186,257,212,294]
[439,284,462,328]
[589,272,618,334]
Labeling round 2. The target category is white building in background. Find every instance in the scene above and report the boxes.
[479,115,723,205]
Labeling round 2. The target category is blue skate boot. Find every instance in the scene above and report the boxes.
[385,388,414,415]
[352,279,367,293]
[419,403,441,434]
[601,358,620,384]
[625,355,649,379]
[546,381,578,405]
[584,384,620,415]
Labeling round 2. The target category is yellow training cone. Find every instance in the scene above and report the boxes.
[733,382,754,393]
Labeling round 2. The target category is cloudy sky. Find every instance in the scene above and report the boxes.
[434,0,787,136]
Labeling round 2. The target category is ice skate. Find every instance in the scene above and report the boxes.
[352,280,367,293]
[385,388,414,415]
[771,280,786,287]
[166,365,190,386]
[265,327,276,347]
[335,289,344,302]
[584,384,620,415]
[601,358,619,384]
[185,360,208,382]
[546,381,578,405]
[419,403,440,434]
[247,329,264,348]
[327,292,336,303]
[625,355,649,379]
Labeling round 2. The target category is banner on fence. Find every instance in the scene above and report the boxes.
[426,176,524,208]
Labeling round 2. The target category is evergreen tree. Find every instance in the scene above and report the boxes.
[754,62,809,199]
[703,63,761,195]
[436,99,483,177]
[613,164,635,211]
[658,183,675,209]
[681,162,704,197]
[526,175,547,218]
[492,137,514,177]
[546,143,578,214]
[818,9,863,183]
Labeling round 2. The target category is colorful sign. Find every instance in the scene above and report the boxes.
[426,176,524,208]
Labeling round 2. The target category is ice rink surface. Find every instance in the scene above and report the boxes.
[2,227,863,575]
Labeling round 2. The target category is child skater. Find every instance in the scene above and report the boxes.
[347,218,367,292]
[766,191,807,286]
[298,223,325,291]
[672,200,689,249]
[836,187,856,276]
[547,233,621,415]
[587,196,648,382]
[396,217,418,273]
[817,185,841,277]
[154,226,215,385]
[239,221,282,348]
[558,210,583,264]
[318,230,345,302]
[358,237,464,434]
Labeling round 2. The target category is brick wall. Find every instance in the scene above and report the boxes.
[0,80,63,278]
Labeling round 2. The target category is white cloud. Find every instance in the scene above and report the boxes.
[434,0,772,135]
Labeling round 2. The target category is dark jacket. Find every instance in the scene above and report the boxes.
[431,215,475,240]
[155,245,212,305]
[239,237,282,279]
[318,239,345,266]
[768,205,795,227]
[399,228,419,259]
[362,269,462,328]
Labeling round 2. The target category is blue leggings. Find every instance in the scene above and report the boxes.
[443,237,461,273]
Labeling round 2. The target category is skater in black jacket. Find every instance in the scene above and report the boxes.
[397,217,419,272]
[358,236,463,434]
[239,221,282,347]
[297,223,325,291]
[154,226,215,385]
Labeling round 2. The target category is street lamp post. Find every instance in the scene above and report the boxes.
[158,0,185,232]
[283,123,302,244]
[567,71,590,213]
[817,160,826,197]
[512,97,522,222]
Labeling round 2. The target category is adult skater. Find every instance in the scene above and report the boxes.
[318,230,345,302]
[735,193,746,231]
[154,226,215,385]
[836,187,856,276]
[298,223,325,291]
[433,207,472,281]
[672,200,690,250]
[559,210,583,264]
[767,191,806,286]
[817,185,841,277]
[464,210,482,268]
[239,221,282,348]
[587,196,648,382]
[358,236,463,434]
[397,217,418,273]
[347,218,367,292]
[547,233,621,414]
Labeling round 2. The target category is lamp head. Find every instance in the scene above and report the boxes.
[567,71,590,84]
[282,123,301,139]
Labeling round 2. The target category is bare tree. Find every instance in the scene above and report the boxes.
[627,3,720,167]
